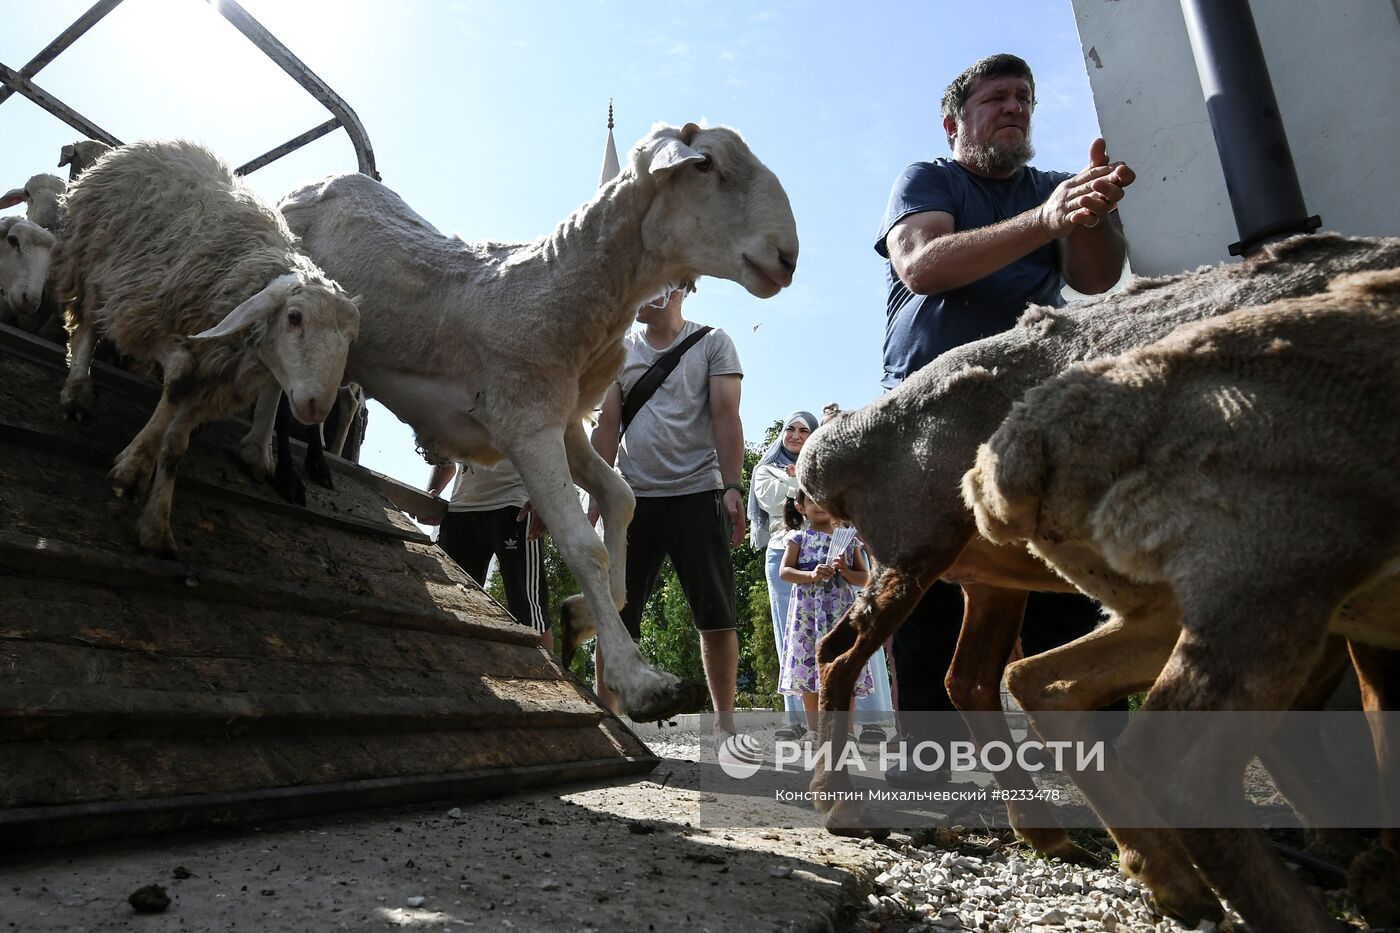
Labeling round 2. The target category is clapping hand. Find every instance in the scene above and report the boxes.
[1039,138,1135,237]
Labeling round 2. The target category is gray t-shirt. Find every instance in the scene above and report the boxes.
[447,458,528,511]
[616,321,743,497]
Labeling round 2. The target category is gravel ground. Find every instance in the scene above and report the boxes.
[0,724,1382,932]
[645,727,1381,933]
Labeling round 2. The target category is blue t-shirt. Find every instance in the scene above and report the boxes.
[875,158,1072,388]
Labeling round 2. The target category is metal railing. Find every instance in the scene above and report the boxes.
[0,0,377,179]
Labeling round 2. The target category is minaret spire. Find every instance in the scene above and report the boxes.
[598,99,621,188]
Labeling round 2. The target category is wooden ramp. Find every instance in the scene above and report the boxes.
[0,324,656,852]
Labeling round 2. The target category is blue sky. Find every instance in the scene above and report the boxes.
[2,0,1104,490]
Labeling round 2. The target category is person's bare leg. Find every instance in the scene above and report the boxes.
[801,692,819,734]
[702,628,739,736]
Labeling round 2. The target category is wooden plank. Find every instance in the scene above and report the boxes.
[0,326,443,530]
[0,754,657,853]
[0,335,648,850]
[0,726,654,808]
[0,534,530,643]
[0,580,562,680]
[0,684,606,741]
[0,420,429,544]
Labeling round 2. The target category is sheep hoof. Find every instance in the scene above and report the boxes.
[239,442,274,483]
[138,522,178,560]
[1129,847,1224,927]
[558,595,595,669]
[624,679,707,723]
[110,461,151,501]
[305,447,334,490]
[60,380,95,421]
[1350,843,1400,929]
[271,456,307,506]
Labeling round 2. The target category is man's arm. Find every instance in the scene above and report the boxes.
[888,139,1134,297]
[590,384,623,468]
[887,208,1054,296]
[709,373,745,548]
[426,463,455,498]
[1057,141,1133,295]
[587,384,623,525]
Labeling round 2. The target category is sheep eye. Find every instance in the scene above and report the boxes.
[695,156,714,173]
[287,310,303,327]
[6,235,18,251]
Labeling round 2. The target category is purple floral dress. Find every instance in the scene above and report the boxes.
[778,527,875,697]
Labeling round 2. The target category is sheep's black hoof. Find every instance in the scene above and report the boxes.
[305,452,334,490]
[272,458,307,506]
[60,381,95,421]
[625,680,708,723]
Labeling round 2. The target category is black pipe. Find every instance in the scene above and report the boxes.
[1179,0,1320,256]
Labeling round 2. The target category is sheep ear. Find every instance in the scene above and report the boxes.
[647,137,706,175]
[58,145,75,168]
[0,189,28,210]
[189,274,297,340]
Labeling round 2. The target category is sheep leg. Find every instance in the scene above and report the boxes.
[111,348,198,502]
[944,583,1098,866]
[558,419,635,667]
[1122,608,1340,933]
[1256,637,1369,861]
[1347,643,1400,929]
[812,561,929,838]
[240,384,280,481]
[328,384,362,457]
[302,417,333,490]
[134,399,200,558]
[59,295,100,421]
[506,428,703,722]
[1005,615,1223,926]
[563,418,634,610]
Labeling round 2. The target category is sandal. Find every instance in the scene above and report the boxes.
[774,724,806,742]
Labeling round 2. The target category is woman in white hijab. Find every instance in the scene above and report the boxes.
[749,411,817,739]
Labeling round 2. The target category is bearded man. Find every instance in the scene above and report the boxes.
[871,52,1136,788]
[876,52,1134,388]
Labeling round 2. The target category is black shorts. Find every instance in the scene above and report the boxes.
[620,490,737,639]
[438,506,549,634]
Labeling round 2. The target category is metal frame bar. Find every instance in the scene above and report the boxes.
[0,0,376,179]
[0,0,122,108]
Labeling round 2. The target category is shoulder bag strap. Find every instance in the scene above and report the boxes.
[619,326,713,436]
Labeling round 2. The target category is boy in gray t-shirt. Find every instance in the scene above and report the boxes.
[589,284,759,765]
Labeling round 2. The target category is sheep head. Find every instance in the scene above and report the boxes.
[0,174,65,232]
[190,271,360,425]
[58,140,115,182]
[635,122,798,299]
[0,216,55,319]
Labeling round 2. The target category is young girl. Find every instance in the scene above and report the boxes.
[777,489,875,726]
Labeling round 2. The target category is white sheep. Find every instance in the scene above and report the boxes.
[276,122,797,723]
[0,216,55,332]
[57,140,113,182]
[964,267,1400,933]
[56,139,360,556]
[1,173,65,232]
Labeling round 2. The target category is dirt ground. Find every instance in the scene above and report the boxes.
[0,724,891,933]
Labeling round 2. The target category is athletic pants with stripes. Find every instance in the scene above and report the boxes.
[437,506,549,634]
